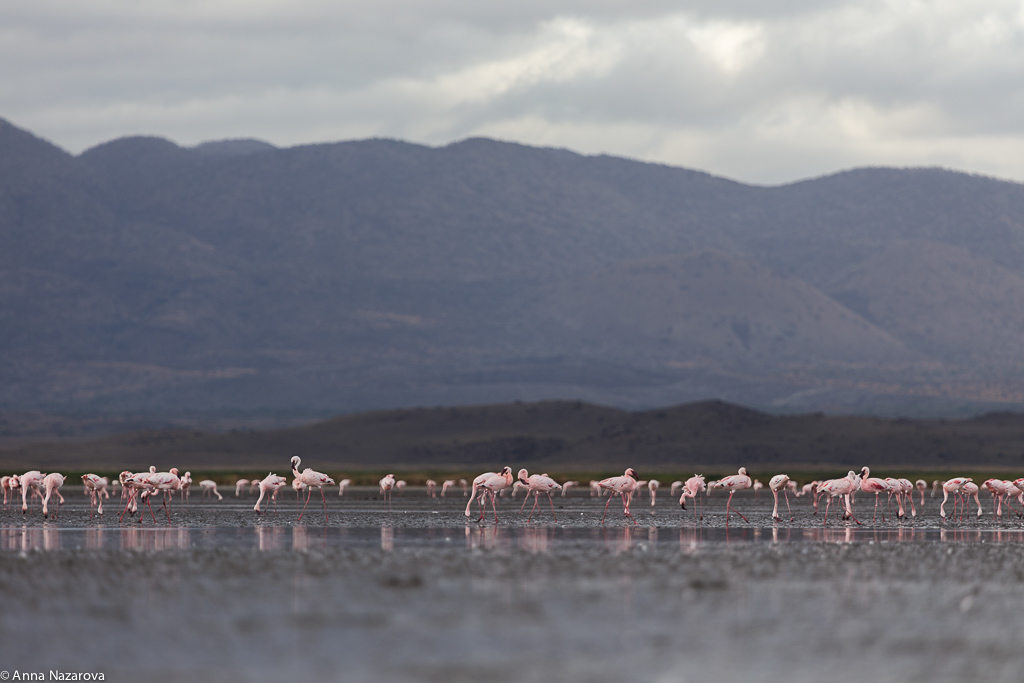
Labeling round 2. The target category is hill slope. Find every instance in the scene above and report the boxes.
[5,117,1024,418]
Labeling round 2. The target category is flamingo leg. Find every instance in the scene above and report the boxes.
[298,488,312,522]
[823,497,831,527]
[547,493,558,523]
[321,487,329,522]
[784,490,793,521]
[519,493,531,513]
[600,493,614,525]
[527,493,540,522]
[491,491,499,523]
[725,491,748,523]
[623,493,636,525]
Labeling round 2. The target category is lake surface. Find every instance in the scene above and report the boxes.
[2,488,1023,682]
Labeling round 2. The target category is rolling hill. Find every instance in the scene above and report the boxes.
[4,116,1024,425]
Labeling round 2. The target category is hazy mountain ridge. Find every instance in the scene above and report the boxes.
[4,116,1024,419]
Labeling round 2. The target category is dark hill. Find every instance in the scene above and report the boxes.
[5,117,1024,419]
[4,399,1024,474]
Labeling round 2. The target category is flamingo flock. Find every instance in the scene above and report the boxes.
[5,457,1021,529]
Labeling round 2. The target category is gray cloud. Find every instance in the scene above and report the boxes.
[4,0,1024,184]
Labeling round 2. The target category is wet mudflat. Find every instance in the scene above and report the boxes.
[2,489,1024,683]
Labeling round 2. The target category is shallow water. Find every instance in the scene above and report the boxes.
[2,488,1023,683]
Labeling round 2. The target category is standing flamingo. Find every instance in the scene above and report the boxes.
[291,456,335,523]
[41,473,66,518]
[598,468,639,525]
[962,481,983,519]
[647,479,660,507]
[915,479,927,507]
[716,467,753,524]
[817,472,862,526]
[199,480,223,500]
[338,479,351,496]
[179,471,192,506]
[149,468,182,521]
[465,467,513,522]
[982,479,1010,518]
[19,471,44,514]
[516,469,562,522]
[82,474,108,516]
[379,474,396,511]
[678,475,706,522]
[940,477,971,522]
[441,480,456,497]
[425,480,437,498]
[769,474,793,522]
[254,473,288,514]
[234,479,250,497]
[859,467,892,523]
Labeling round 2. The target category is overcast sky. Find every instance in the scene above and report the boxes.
[4,0,1024,185]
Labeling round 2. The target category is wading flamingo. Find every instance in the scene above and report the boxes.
[940,477,971,522]
[466,467,513,522]
[769,474,793,522]
[41,472,65,518]
[380,474,396,511]
[291,456,335,523]
[254,473,288,514]
[598,468,639,525]
[678,474,706,522]
[859,467,892,523]
[717,467,753,524]
[517,469,562,522]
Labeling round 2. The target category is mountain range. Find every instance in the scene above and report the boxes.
[4,116,1024,430]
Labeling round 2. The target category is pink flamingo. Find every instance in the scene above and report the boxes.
[291,456,335,523]
[179,471,192,505]
[41,473,66,518]
[149,468,182,521]
[19,471,44,514]
[120,471,158,522]
[1,476,14,510]
[962,481,982,519]
[254,473,288,514]
[466,467,513,522]
[598,468,639,525]
[291,478,306,502]
[817,472,862,526]
[517,469,562,522]
[915,479,927,507]
[769,474,793,522]
[897,478,917,518]
[338,479,351,496]
[441,480,456,497]
[678,474,706,521]
[379,474,396,511]
[940,477,971,522]
[647,479,659,507]
[425,480,437,498]
[396,480,406,495]
[200,479,222,500]
[81,474,108,516]
[234,479,250,497]
[859,467,892,523]
[716,467,753,524]
[670,480,684,497]
[982,479,1010,518]
[561,480,579,497]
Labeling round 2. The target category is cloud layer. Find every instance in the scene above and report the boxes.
[4,0,1024,184]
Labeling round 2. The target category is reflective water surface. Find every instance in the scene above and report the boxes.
[4,523,1024,552]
